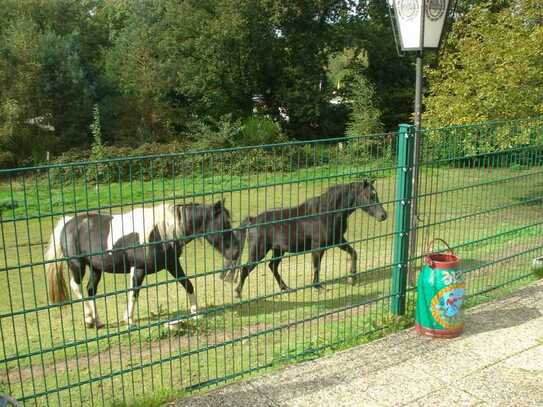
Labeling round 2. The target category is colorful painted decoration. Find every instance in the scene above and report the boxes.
[416,239,465,338]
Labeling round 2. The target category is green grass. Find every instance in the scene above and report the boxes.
[110,387,186,407]
[1,161,542,406]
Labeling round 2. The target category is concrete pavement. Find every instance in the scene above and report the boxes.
[174,279,543,406]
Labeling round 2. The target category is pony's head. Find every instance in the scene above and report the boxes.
[353,179,387,222]
[200,200,241,261]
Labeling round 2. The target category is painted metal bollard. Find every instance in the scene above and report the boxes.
[416,239,465,338]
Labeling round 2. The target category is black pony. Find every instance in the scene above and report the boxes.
[46,200,239,328]
[223,180,387,297]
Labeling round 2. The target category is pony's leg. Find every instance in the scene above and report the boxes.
[66,259,95,327]
[235,264,255,298]
[124,266,136,324]
[165,259,198,328]
[124,267,145,325]
[86,269,104,329]
[312,250,326,290]
[269,249,289,291]
[338,238,359,284]
[235,241,266,298]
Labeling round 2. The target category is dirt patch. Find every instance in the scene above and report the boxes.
[6,299,381,386]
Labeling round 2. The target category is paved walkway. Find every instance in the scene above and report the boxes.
[175,280,543,406]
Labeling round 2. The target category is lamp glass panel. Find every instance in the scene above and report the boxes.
[394,0,449,50]
[424,0,449,48]
[395,0,423,49]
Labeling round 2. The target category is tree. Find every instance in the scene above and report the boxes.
[102,0,275,142]
[260,1,356,138]
[425,0,543,127]
[344,1,416,130]
[345,76,383,136]
[0,0,98,162]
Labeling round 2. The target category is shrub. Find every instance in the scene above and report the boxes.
[345,76,383,137]
[0,151,17,169]
[239,116,285,146]
[50,142,191,183]
[188,115,242,150]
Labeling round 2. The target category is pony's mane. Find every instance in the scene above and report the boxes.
[178,202,230,235]
[303,181,365,214]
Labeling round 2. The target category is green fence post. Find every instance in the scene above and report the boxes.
[392,124,415,315]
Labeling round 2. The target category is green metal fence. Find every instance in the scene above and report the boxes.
[1,117,542,406]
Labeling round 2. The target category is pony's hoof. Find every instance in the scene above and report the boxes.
[280,286,291,292]
[346,276,357,285]
[314,284,328,291]
[166,319,184,329]
[234,290,242,299]
[85,320,105,329]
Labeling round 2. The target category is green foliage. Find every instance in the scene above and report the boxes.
[188,115,243,150]
[5,0,541,167]
[90,104,108,182]
[422,119,543,163]
[240,116,285,146]
[0,0,98,163]
[425,0,543,138]
[188,115,285,151]
[90,105,104,161]
[327,48,367,91]
[346,1,415,128]
[51,141,190,183]
[110,387,185,407]
[0,0,418,166]
[345,76,383,136]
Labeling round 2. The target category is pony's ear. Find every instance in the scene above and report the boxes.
[362,179,370,188]
[370,178,376,185]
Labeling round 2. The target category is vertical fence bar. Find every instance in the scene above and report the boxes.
[392,124,415,315]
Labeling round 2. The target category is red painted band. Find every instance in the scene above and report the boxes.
[415,324,464,339]
[425,253,460,269]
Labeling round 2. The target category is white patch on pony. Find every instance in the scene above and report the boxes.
[124,267,136,324]
[87,298,103,328]
[188,293,198,316]
[70,277,93,325]
[105,204,181,251]
[53,215,74,249]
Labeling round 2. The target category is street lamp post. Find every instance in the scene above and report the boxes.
[387,0,453,286]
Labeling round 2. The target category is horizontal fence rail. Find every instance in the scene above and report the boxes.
[0,117,542,406]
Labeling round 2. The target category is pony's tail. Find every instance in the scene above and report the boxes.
[46,222,69,304]
[221,216,254,283]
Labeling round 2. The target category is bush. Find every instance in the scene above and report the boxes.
[239,116,286,146]
[345,76,383,137]
[423,121,543,165]
[187,115,242,150]
[183,115,290,174]
[50,142,191,183]
[0,151,17,169]
[343,134,394,166]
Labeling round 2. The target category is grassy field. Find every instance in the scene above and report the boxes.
[1,159,542,406]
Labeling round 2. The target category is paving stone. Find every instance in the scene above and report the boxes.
[406,386,485,407]
[455,353,543,407]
